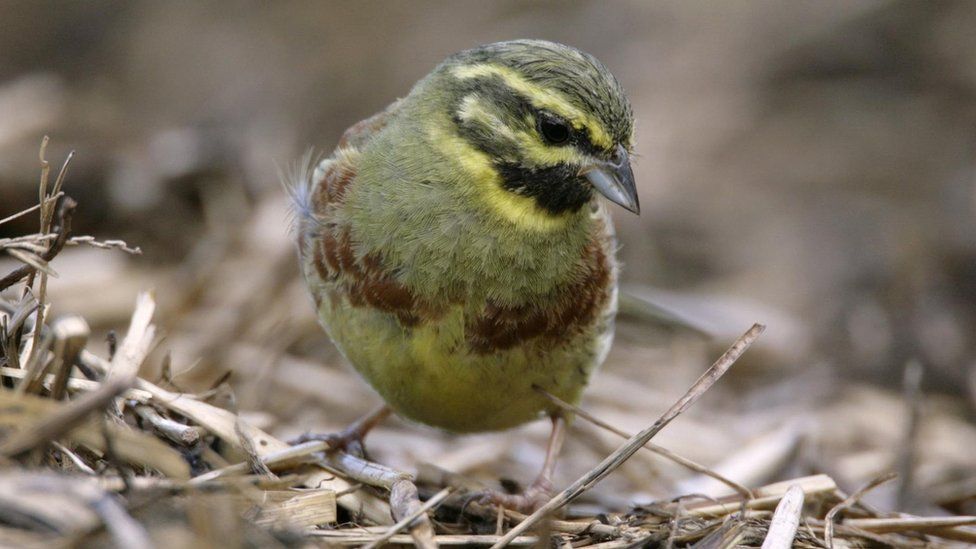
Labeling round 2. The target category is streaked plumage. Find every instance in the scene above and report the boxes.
[291,40,636,450]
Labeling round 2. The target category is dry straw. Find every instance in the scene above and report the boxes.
[1,140,974,547]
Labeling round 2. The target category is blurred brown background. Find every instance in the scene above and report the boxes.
[1,0,974,515]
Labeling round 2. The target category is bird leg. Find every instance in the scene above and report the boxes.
[290,404,391,457]
[480,414,567,513]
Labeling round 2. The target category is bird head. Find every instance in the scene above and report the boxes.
[416,40,639,226]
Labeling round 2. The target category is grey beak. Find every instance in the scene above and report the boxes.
[583,145,640,214]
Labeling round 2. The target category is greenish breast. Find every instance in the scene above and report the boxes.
[313,293,613,432]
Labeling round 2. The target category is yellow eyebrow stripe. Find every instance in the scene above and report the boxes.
[456,94,517,142]
[452,63,613,150]
[426,122,571,232]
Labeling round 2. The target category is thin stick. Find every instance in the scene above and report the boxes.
[188,440,329,485]
[51,441,96,475]
[14,330,53,395]
[896,360,922,510]
[0,192,63,227]
[135,406,203,446]
[363,485,452,549]
[502,511,620,537]
[310,532,540,546]
[760,484,804,549]
[22,140,57,358]
[88,490,153,549]
[0,233,141,255]
[10,145,76,454]
[35,136,50,236]
[236,418,276,478]
[842,515,976,533]
[48,315,90,400]
[684,474,836,517]
[536,388,753,499]
[0,367,152,401]
[4,248,56,276]
[322,451,413,489]
[48,150,74,209]
[824,472,897,549]
[107,291,157,382]
[492,323,765,548]
[66,236,142,255]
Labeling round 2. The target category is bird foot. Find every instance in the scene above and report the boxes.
[289,406,389,458]
[475,478,554,513]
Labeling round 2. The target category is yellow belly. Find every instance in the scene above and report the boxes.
[318,300,607,432]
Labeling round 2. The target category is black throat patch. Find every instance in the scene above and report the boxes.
[495,163,593,215]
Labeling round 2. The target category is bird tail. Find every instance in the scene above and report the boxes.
[279,148,323,236]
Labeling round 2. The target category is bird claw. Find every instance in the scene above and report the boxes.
[472,479,554,513]
[289,406,389,459]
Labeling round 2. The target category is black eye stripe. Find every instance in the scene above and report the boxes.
[449,73,608,156]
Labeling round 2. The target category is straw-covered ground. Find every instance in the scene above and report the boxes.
[1,141,975,547]
[2,3,976,546]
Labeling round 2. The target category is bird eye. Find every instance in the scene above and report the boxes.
[537,113,571,145]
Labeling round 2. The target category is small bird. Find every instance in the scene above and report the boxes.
[291,39,638,510]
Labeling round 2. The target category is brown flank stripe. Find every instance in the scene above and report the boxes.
[304,151,357,283]
[311,157,356,215]
[312,225,432,327]
[465,238,611,354]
